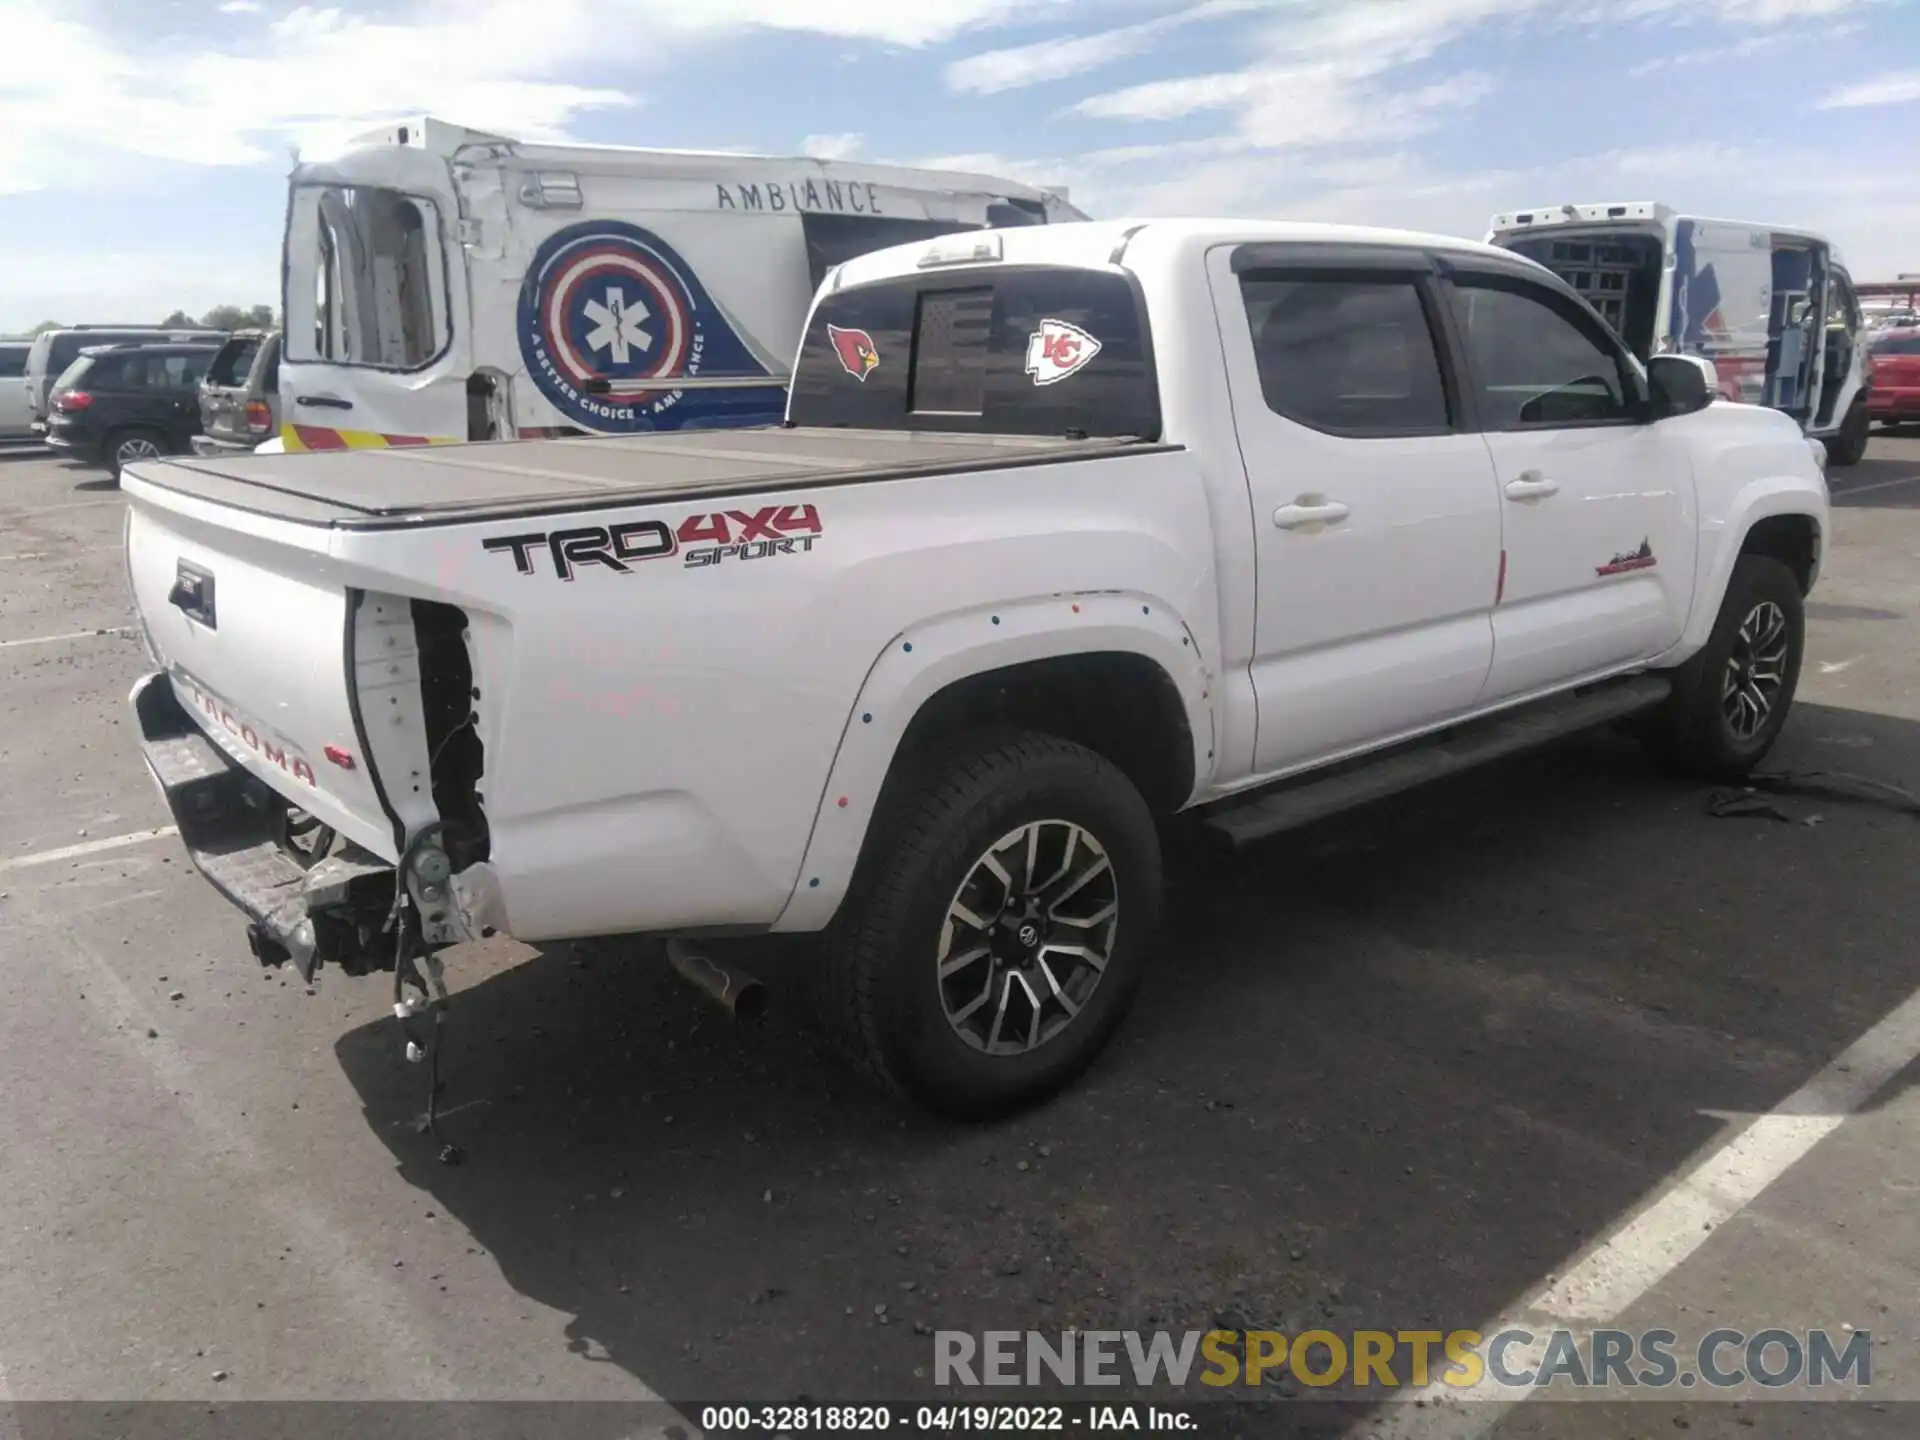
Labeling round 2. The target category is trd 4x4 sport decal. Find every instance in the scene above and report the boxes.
[1025,318,1101,386]
[482,504,824,580]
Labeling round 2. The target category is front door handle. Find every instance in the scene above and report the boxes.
[1273,496,1350,530]
[1504,473,1559,502]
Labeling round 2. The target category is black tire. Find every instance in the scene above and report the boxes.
[1643,554,1804,781]
[823,730,1162,1119]
[106,428,168,481]
[1824,398,1870,468]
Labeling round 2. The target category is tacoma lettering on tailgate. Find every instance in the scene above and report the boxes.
[184,679,318,787]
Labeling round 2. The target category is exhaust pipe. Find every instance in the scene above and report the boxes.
[665,939,767,1021]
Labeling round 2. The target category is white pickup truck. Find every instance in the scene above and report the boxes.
[123,218,1829,1118]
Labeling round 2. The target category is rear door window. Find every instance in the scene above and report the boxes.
[0,348,24,380]
[1238,276,1451,435]
[64,354,122,390]
[207,337,263,387]
[787,265,1160,439]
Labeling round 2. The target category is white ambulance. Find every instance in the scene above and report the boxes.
[275,118,1085,452]
[1486,201,1871,465]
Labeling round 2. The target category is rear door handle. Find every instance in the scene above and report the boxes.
[294,394,354,410]
[1273,496,1350,530]
[1504,473,1559,502]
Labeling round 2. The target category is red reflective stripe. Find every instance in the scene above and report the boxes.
[383,434,431,446]
[292,425,348,451]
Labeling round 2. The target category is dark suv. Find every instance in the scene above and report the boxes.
[46,343,223,478]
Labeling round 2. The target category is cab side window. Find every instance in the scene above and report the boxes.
[1450,278,1638,429]
[1239,276,1450,435]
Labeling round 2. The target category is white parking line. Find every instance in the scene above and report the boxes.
[0,496,124,516]
[1361,978,1920,1436]
[0,827,177,875]
[1830,470,1920,499]
[0,544,117,562]
[0,625,134,651]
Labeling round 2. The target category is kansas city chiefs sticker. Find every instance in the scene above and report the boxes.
[1025,318,1101,386]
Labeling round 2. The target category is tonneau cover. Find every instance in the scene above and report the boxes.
[129,428,1158,529]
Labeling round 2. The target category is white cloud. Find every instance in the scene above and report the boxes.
[800,132,864,161]
[944,0,1258,95]
[649,0,1075,47]
[217,0,261,12]
[1818,68,1920,108]
[0,0,1081,196]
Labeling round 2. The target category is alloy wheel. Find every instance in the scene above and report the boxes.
[1721,599,1790,741]
[116,435,161,466]
[937,820,1119,1057]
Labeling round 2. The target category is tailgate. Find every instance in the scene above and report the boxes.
[125,480,399,861]
[200,384,249,440]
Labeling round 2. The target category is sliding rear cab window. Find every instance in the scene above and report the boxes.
[786,265,1160,440]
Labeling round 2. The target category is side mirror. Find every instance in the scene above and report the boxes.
[1648,354,1716,419]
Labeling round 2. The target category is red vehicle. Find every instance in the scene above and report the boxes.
[1867,328,1920,426]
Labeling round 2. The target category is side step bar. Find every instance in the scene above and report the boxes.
[1201,674,1673,848]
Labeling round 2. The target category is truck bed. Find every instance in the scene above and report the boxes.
[130,427,1167,529]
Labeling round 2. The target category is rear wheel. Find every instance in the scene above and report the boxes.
[1643,555,1804,781]
[1824,397,1870,468]
[106,428,166,481]
[824,730,1162,1118]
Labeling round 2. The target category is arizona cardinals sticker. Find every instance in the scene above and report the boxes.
[1025,318,1101,386]
[1596,539,1658,577]
[827,324,880,381]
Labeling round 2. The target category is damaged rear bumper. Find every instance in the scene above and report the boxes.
[131,670,399,981]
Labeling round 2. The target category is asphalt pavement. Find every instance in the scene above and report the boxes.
[2,434,1919,1439]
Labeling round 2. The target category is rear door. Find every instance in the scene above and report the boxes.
[0,344,28,437]
[200,334,265,443]
[115,350,210,447]
[1815,265,1865,433]
[1208,243,1503,775]
[282,177,471,449]
[1442,261,1696,704]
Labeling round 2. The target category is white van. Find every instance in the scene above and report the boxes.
[276,117,1086,452]
[1486,201,1871,465]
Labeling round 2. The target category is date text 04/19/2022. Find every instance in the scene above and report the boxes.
[697,1403,1199,1433]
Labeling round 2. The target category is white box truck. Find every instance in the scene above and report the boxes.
[1487,201,1871,465]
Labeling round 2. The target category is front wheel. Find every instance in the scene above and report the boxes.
[1824,398,1870,468]
[825,731,1163,1118]
[1643,554,1805,781]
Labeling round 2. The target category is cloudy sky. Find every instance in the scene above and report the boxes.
[2,0,1917,332]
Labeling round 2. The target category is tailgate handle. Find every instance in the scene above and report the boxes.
[294,394,355,410]
[168,561,216,629]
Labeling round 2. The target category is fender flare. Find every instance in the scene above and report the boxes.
[769,590,1216,932]
[1669,478,1826,658]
